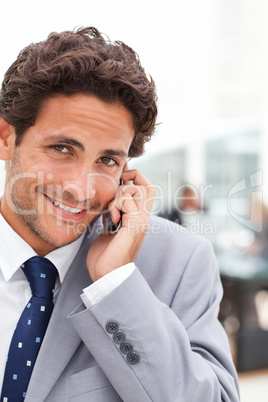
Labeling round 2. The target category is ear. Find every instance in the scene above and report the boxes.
[0,116,15,160]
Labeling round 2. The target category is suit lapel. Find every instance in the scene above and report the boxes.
[25,221,101,401]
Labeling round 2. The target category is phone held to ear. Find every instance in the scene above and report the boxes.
[107,179,123,233]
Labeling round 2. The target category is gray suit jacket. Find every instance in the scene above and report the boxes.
[24,216,240,401]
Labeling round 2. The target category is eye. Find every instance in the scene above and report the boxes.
[53,145,71,154]
[98,157,117,166]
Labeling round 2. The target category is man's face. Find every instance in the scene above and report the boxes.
[1,94,134,255]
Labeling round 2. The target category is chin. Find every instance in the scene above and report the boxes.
[53,227,87,247]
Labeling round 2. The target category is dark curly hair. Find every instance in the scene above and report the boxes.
[0,27,157,157]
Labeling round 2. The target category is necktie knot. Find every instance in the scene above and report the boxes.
[22,256,58,299]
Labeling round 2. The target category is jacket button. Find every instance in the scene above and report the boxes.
[127,351,140,365]
[113,332,125,344]
[105,320,119,334]
[120,342,133,354]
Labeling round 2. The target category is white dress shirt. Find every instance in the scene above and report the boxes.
[0,212,134,390]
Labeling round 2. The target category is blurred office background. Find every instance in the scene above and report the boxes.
[1,0,268,399]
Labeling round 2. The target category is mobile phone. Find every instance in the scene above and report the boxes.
[107,179,123,233]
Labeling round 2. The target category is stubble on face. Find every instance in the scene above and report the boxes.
[6,147,106,250]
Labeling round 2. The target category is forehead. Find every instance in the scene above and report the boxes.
[35,94,135,143]
[37,94,134,126]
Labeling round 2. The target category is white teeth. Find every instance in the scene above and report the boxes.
[51,199,82,214]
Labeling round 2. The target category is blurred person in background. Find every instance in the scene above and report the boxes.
[247,199,268,256]
[159,184,205,224]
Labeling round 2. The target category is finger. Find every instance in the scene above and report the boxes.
[120,162,132,186]
[121,169,152,188]
[120,175,156,198]
[118,184,147,197]
[116,185,149,213]
[109,192,140,222]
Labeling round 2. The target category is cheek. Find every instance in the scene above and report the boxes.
[96,175,119,203]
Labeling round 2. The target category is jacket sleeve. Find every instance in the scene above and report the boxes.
[68,238,240,402]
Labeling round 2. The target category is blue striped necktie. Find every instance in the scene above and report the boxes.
[1,256,58,402]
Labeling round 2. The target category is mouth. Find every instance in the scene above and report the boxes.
[46,195,85,216]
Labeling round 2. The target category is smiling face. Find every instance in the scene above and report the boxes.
[0,94,134,256]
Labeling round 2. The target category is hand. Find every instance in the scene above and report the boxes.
[86,169,155,282]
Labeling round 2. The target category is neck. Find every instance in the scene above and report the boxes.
[0,194,57,257]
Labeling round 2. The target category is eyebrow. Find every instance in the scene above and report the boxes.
[101,149,128,159]
[44,135,85,151]
[44,136,128,159]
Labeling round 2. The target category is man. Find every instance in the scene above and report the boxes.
[0,27,239,401]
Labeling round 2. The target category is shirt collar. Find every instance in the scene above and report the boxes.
[0,212,85,283]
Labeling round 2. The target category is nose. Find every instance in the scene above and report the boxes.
[62,169,96,203]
